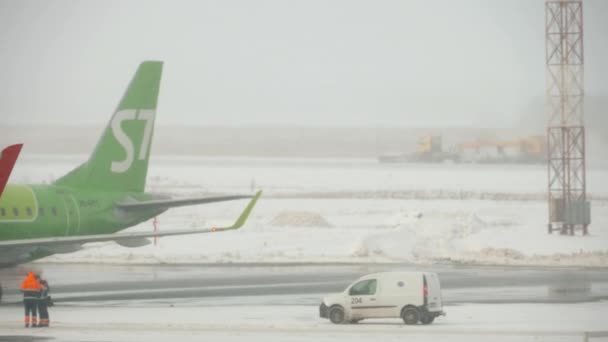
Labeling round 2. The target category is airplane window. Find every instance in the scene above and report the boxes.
[26,207,33,216]
[0,208,5,216]
[51,207,58,216]
[13,208,19,216]
[39,208,45,216]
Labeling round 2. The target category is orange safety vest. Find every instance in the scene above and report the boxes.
[21,272,41,290]
[21,272,42,299]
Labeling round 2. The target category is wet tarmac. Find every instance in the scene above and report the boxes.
[1,263,606,306]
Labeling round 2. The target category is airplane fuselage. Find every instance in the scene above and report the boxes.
[0,184,163,241]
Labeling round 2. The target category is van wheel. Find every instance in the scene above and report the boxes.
[402,307,420,325]
[420,315,434,325]
[329,306,345,324]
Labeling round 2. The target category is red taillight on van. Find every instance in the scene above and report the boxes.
[423,275,429,297]
[423,275,429,306]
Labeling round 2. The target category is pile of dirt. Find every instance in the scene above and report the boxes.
[269,211,332,228]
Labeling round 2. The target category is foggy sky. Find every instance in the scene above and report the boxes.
[0,0,606,127]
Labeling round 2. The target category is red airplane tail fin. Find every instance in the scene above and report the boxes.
[0,144,23,197]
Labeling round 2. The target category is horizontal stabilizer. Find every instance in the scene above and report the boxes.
[115,194,253,211]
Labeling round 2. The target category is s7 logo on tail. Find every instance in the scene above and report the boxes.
[111,110,155,173]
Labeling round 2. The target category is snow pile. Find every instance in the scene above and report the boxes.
[269,211,332,228]
[351,227,417,260]
[384,210,423,228]
[350,211,503,262]
[348,206,608,266]
[351,211,422,260]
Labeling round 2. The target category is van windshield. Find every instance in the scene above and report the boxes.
[349,279,377,296]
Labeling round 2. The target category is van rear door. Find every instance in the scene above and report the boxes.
[424,273,442,312]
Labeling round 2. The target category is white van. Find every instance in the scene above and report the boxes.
[319,271,444,325]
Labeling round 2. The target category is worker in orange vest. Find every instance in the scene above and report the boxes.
[20,272,41,328]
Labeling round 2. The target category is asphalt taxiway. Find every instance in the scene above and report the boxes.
[1,263,606,306]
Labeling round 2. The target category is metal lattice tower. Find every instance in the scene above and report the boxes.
[545,0,590,235]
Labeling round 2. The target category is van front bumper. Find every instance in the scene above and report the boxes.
[319,303,328,318]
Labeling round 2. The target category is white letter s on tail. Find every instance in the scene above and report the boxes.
[111,110,137,173]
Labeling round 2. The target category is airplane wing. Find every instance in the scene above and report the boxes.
[0,191,261,249]
[115,194,252,211]
[0,144,23,198]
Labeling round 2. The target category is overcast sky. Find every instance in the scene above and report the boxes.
[0,0,606,127]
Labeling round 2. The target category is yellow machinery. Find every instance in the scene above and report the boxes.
[378,134,545,164]
[416,135,442,156]
[456,135,546,163]
[412,135,460,162]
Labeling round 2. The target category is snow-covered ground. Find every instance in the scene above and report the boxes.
[10,155,608,267]
[1,301,607,342]
[41,198,608,267]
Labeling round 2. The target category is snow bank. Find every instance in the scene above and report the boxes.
[10,155,606,268]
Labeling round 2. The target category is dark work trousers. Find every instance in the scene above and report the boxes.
[23,299,38,326]
[37,299,49,326]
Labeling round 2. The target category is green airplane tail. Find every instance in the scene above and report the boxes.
[56,61,164,192]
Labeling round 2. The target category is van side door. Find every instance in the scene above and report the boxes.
[348,278,384,319]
